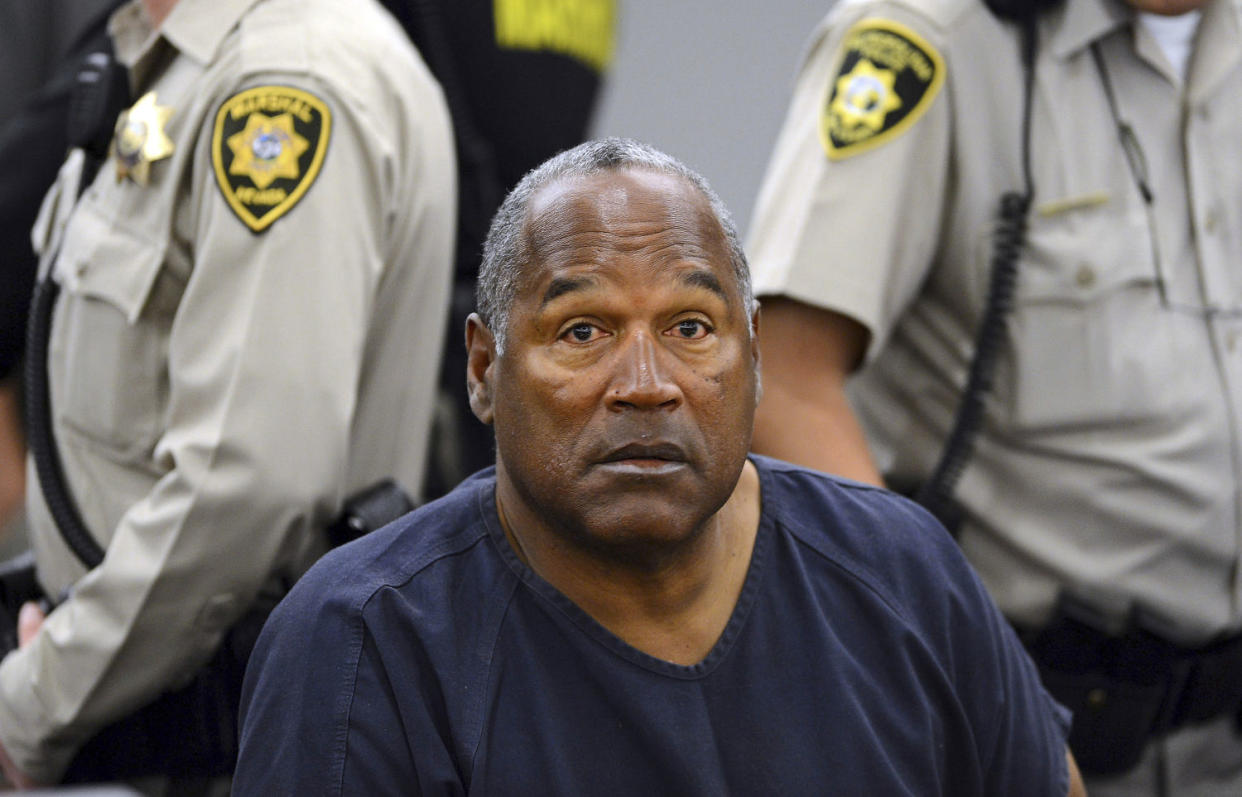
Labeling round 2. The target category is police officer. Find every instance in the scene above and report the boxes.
[748,0,1242,794]
[0,0,455,786]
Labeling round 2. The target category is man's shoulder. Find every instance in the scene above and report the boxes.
[755,456,970,612]
[273,471,499,630]
[757,455,934,538]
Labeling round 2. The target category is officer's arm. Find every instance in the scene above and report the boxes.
[746,6,952,483]
[1067,750,1087,797]
[752,296,883,484]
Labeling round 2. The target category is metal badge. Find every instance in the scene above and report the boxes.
[112,91,175,185]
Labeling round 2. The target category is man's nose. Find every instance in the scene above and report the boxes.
[606,331,682,411]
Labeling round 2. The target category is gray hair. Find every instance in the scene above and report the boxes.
[476,137,755,353]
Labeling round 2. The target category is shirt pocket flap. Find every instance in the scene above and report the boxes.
[1015,203,1156,304]
[55,198,167,324]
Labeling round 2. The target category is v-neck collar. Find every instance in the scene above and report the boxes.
[480,457,774,680]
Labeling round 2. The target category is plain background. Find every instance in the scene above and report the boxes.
[592,1,833,238]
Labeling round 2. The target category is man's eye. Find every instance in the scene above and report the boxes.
[563,322,601,343]
[669,319,710,339]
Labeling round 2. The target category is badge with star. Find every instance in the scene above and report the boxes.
[113,91,175,185]
[211,86,331,232]
[820,19,944,160]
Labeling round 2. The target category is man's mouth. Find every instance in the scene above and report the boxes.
[597,442,688,472]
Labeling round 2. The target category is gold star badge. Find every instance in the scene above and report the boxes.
[113,91,175,185]
[212,86,332,233]
[832,59,902,134]
[226,112,310,189]
[820,19,944,160]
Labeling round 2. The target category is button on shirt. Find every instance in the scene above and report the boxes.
[747,0,1242,641]
[0,0,456,781]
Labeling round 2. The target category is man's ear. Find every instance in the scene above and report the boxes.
[750,304,763,406]
[465,313,498,425]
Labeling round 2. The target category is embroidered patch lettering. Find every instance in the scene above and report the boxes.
[211,86,331,232]
[820,19,944,160]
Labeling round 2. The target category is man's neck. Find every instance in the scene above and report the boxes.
[497,460,762,666]
[142,0,178,28]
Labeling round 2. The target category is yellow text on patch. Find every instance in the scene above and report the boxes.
[494,0,617,72]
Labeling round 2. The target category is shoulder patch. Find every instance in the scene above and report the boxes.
[211,86,331,233]
[819,19,945,160]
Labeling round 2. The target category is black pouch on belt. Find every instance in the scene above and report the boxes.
[1025,610,1169,776]
[1024,597,1242,777]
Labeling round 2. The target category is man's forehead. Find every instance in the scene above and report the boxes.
[526,168,714,237]
[519,167,731,286]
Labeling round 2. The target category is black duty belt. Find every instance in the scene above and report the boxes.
[1019,607,1242,777]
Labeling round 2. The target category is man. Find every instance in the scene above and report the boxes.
[747,0,1242,793]
[235,138,1082,795]
[0,0,455,787]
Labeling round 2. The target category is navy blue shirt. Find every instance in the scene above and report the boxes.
[236,457,1070,795]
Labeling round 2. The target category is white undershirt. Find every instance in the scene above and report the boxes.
[1138,10,1202,82]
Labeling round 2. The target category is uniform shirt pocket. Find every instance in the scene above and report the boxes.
[998,200,1170,433]
[51,198,170,461]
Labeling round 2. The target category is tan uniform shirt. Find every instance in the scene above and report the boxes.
[0,0,456,780]
[749,0,1242,642]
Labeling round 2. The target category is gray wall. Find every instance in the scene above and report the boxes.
[591,2,832,236]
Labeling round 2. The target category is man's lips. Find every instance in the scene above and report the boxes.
[597,442,688,466]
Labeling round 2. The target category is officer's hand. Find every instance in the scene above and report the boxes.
[0,605,46,788]
[16,602,44,649]
[0,735,39,789]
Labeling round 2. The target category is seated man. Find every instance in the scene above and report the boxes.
[234,138,1084,796]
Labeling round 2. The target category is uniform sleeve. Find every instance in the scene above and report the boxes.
[745,4,954,361]
[0,69,450,781]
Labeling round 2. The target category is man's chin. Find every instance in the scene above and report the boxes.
[559,491,725,556]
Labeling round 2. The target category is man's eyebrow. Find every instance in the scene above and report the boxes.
[540,274,599,308]
[682,268,727,300]
[538,269,728,308]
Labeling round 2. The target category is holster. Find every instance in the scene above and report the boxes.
[325,478,415,548]
[1021,595,1242,777]
[0,552,45,657]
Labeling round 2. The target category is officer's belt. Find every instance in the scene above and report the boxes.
[1017,607,1242,776]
